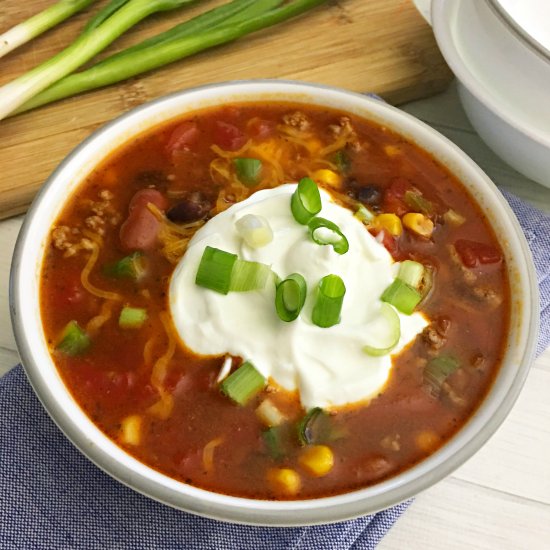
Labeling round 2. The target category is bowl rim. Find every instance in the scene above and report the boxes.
[487,0,550,62]
[431,0,550,148]
[9,79,539,526]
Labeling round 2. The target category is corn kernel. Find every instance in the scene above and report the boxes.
[299,445,334,477]
[312,169,342,188]
[120,414,142,446]
[402,213,434,238]
[267,468,301,495]
[416,430,440,453]
[373,213,403,236]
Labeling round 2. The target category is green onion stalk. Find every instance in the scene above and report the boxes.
[0,0,96,60]
[99,0,279,60]
[0,0,198,121]
[14,0,328,115]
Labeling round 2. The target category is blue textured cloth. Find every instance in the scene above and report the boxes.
[0,191,548,550]
[503,191,550,355]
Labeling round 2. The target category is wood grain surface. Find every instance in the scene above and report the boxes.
[0,0,452,219]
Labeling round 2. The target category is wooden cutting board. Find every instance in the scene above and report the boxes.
[0,0,452,220]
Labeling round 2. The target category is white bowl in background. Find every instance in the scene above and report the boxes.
[432,0,550,188]
[9,80,539,526]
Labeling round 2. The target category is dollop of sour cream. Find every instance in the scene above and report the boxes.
[169,184,428,409]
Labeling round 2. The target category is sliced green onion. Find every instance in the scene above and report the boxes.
[0,0,95,60]
[398,260,424,289]
[56,320,90,355]
[333,149,351,173]
[275,273,307,322]
[220,361,266,406]
[262,427,285,460]
[419,265,434,299]
[229,259,273,292]
[308,217,349,254]
[354,204,375,223]
[234,158,263,187]
[404,190,434,215]
[256,398,286,427]
[363,303,401,356]
[312,274,346,328]
[381,279,421,315]
[103,252,145,280]
[119,306,148,329]
[195,246,238,295]
[424,355,460,396]
[291,177,322,224]
[235,214,273,248]
[297,407,328,446]
[443,209,466,227]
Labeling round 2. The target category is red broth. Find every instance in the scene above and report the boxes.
[40,103,509,499]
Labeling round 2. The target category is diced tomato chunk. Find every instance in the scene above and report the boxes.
[213,121,246,151]
[120,189,168,251]
[382,177,412,216]
[165,121,199,157]
[454,239,502,268]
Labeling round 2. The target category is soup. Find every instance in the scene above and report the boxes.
[40,102,509,500]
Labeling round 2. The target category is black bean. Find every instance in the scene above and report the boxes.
[356,185,382,206]
[167,192,212,223]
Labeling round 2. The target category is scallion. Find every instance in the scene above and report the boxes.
[119,306,148,329]
[308,217,349,254]
[419,265,434,299]
[0,0,95,59]
[363,303,401,357]
[275,273,307,322]
[0,0,198,121]
[235,214,273,248]
[229,258,273,292]
[14,0,328,116]
[291,177,322,224]
[424,355,460,396]
[404,190,434,215]
[85,0,261,59]
[262,427,285,460]
[220,361,266,405]
[397,260,424,290]
[256,398,286,427]
[56,320,90,355]
[195,246,238,295]
[380,278,421,315]
[354,204,375,223]
[333,150,351,173]
[234,158,263,187]
[312,274,346,328]
[297,407,328,446]
[103,252,145,280]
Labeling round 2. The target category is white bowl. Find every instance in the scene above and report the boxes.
[432,0,550,188]
[9,80,539,526]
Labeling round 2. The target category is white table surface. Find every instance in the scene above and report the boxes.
[0,82,549,549]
